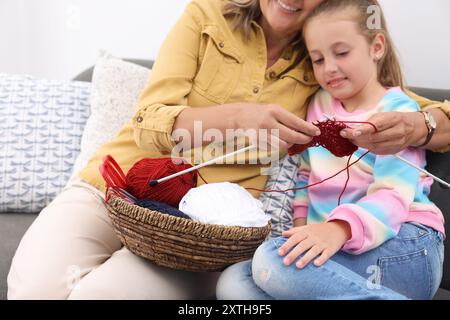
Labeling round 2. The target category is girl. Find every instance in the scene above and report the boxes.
[216,0,445,300]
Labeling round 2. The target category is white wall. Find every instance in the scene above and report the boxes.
[1,0,449,89]
[0,0,190,80]
[379,0,450,89]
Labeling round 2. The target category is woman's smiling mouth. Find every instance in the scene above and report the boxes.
[276,0,302,13]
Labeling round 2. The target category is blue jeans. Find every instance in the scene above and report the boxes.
[217,222,445,300]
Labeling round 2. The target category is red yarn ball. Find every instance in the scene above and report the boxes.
[125,158,197,207]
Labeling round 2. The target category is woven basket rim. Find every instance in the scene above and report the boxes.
[106,193,271,241]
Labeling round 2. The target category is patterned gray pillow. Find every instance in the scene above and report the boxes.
[0,73,91,213]
[259,154,300,238]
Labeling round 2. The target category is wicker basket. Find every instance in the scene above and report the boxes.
[105,193,271,272]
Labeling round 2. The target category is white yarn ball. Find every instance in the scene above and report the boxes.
[179,182,271,227]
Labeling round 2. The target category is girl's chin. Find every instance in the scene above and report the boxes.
[325,85,355,101]
[333,93,355,100]
[330,91,356,102]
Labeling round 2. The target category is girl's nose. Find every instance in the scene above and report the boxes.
[324,59,338,75]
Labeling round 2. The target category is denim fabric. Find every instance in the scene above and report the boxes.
[216,223,444,300]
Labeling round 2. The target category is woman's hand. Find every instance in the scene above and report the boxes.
[233,103,321,151]
[339,112,426,155]
[278,221,351,269]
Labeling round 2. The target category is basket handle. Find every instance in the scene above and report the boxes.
[99,155,133,202]
[99,155,127,189]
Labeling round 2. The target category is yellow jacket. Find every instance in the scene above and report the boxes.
[78,0,450,198]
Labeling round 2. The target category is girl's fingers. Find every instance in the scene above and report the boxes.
[278,232,307,257]
[282,238,314,266]
[296,245,323,269]
[282,227,302,237]
[314,248,334,267]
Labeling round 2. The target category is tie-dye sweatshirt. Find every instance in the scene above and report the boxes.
[293,87,445,255]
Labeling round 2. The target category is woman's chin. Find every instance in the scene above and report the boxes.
[266,19,299,36]
[264,3,304,35]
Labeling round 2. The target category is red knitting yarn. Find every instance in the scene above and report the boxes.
[288,119,358,157]
[126,158,198,207]
[100,119,376,208]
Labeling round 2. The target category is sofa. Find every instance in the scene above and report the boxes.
[0,59,449,300]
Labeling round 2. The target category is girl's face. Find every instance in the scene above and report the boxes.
[259,0,324,38]
[304,10,385,101]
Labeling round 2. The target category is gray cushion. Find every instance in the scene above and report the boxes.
[0,213,37,300]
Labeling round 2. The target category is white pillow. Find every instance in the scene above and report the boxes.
[71,52,152,176]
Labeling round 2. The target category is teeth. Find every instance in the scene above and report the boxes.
[277,0,300,12]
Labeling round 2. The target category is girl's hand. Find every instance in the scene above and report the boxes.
[340,112,425,155]
[278,221,351,269]
[233,103,321,151]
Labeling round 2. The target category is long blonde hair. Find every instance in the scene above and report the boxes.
[222,0,261,40]
[304,0,404,88]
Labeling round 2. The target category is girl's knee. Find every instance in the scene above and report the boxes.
[252,238,286,269]
[216,260,251,300]
[251,238,286,288]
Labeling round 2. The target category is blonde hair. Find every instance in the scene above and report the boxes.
[222,0,307,70]
[222,0,261,40]
[304,0,404,88]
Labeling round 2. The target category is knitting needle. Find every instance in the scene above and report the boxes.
[149,144,258,187]
[322,114,450,188]
[394,154,450,188]
[115,186,138,202]
[322,114,336,122]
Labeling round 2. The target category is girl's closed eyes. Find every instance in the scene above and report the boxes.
[311,50,351,65]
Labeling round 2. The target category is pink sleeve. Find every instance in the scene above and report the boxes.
[293,206,308,220]
[326,205,365,253]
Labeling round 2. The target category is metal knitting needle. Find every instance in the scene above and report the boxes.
[323,114,336,122]
[115,186,138,202]
[322,114,450,188]
[393,154,450,188]
[148,144,258,187]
